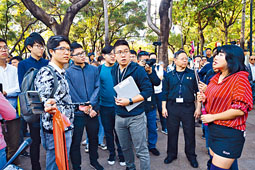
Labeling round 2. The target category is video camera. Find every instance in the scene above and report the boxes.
[145,59,156,67]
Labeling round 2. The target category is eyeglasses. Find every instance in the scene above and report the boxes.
[0,45,8,51]
[115,50,130,56]
[53,47,71,52]
[71,51,86,57]
[250,59,255,61]
[33,44,45,50]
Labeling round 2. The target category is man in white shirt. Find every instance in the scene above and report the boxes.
[0,38,21,165]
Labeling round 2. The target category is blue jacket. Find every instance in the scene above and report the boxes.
[111,62,153,117]
[66,64,100,113]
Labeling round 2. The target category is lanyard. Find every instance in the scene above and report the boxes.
[117,66,128,83]
[176,72,185,98]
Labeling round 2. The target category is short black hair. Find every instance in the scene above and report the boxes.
[217,45,246,75]
[24,32,45,51]
[10,56,23,62]
[0,38,7,45]
[47,35,70,58]
[102,45,113,54]
[70,42,83,51]
[137,51,149,60]
[194,55,202,59]
[113,40,130,51]
[206,48,212,51]
[88,52,95,57]
[174,50,187,58]
[130,50,137,56]
[149,53,157,57]
[97,56,105,62]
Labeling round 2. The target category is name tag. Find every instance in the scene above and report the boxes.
[176,98,183,103]
[147,97,151,101]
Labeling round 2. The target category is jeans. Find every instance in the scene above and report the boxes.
[70,114,99,170]
[28,122,41,170]
[145,109,158,149]
[115,113,150,170]
[2,118,21,165]
[155,92,167,130]
[41,129,72,170]
[100,106,123,158]
[98,115,105,145]
[0,147,7,169]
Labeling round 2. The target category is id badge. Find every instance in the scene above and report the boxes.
[176,98,184,103]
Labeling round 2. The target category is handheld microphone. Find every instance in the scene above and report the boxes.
[1,138,32,170]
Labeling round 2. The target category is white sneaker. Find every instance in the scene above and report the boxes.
[98,143,107,150]
[107,160,115,165]
[81,140,87,146]
[119,161,126,166]
[84,144,89,153]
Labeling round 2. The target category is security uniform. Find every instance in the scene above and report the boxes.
[162,67,198,161]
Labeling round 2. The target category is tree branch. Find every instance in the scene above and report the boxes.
[147,0,160,35]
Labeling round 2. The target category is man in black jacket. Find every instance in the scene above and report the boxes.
[111,40,152,170]
[138,51,161,156]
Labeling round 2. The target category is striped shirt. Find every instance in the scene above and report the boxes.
[204,71,253,131]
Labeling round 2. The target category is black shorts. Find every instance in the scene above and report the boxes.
[208,123,245,159]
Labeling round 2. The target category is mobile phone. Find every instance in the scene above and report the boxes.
[26,91,44,114]
[0,83,2,93]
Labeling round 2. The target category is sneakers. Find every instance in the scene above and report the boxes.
[81,139,87,146]
[107,155,115,165]
[119,156,126,166]
[149,148,160,156]
[84,144,89,153]
[161,129,168,135]
[98,143,107,150]
[90,161,104,170]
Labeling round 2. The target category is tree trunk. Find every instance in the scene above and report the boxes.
[199,29,204,55]
[21,0,90,37]
[241,0,246,49]
[147,0,160,36]
[103,0,109,46]
[158,0,172,65]
[225,27,228,45]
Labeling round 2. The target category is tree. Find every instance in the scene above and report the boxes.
[217,0,242,44]
[147,0,173,65]
[21,0,91,36]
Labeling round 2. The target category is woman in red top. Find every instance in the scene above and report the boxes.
[197,45,253,170]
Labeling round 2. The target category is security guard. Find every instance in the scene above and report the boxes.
[162,50,200,168]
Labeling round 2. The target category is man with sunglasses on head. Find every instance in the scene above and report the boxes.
[34,35,74,170]
[111,40,152,170]
[17,32,49,170]
[66,42,103,170]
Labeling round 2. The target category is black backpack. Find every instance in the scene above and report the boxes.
[18,65,58,123]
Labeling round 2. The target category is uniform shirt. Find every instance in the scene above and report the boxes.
[162,68,198,103]
[204,71,253,131]
[34,62,74,132]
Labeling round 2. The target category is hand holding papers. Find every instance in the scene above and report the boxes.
[114,76,143,112]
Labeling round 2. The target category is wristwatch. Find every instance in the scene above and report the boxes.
[129,98,133,105]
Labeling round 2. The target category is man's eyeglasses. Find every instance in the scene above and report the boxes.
[53,47,71,52]
[71,51,86,57]
[33,44,45,50]
[0,45,8,51]
[250,59,255,61]
[115,50,130,56]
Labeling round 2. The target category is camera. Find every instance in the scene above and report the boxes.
[145,59,156,67]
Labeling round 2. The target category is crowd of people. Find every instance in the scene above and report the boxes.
[0,31,254,170]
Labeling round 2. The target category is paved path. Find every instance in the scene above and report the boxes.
[19,111,255,170]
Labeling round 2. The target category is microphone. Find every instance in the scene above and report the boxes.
[1,138,32,170]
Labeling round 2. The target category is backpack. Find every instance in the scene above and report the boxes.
[18,65,58,123]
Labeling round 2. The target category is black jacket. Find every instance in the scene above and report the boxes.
[111,62,153,116]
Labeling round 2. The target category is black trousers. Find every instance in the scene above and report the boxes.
[28,122,41,170]
[70,114,99,170]
[166,102,197,161]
